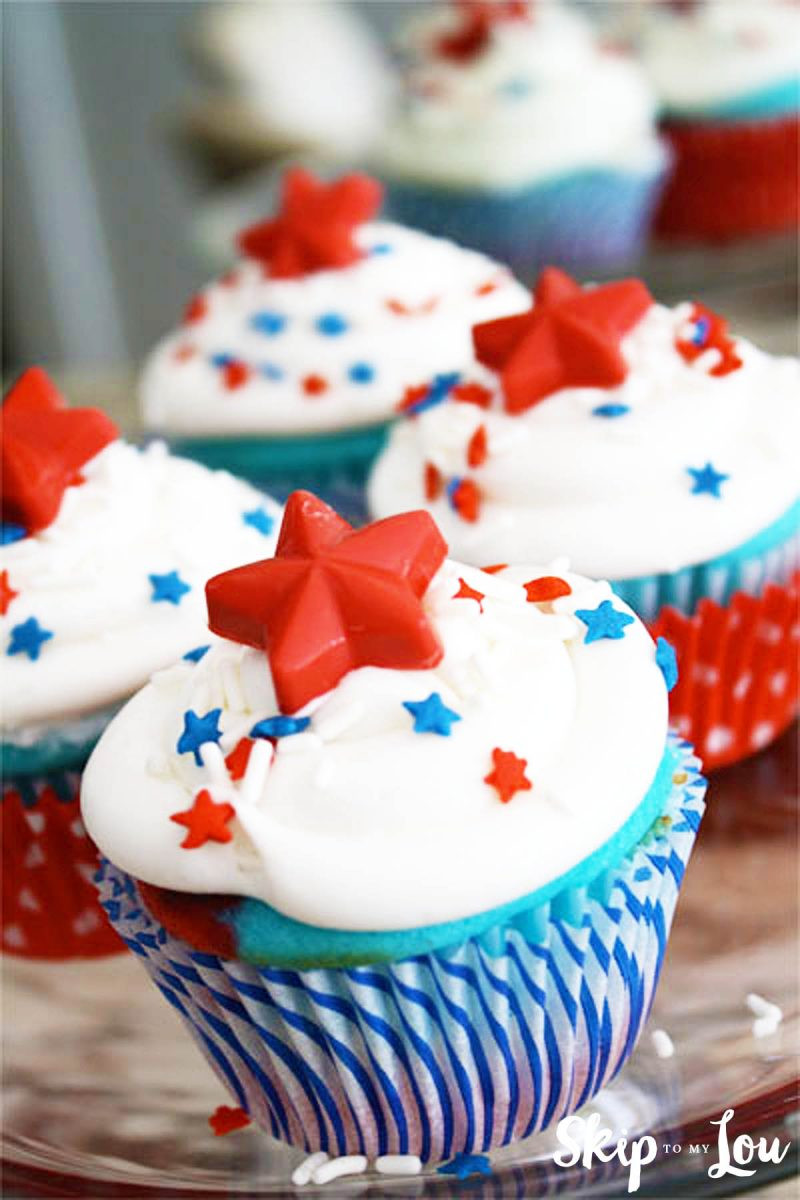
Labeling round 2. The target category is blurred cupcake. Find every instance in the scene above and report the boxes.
[83,490,705,1167]
[375,0,668,278]
[368,267,799,770]
[640,0,800,242]
[140,167,528,507]
[1,368,281,959]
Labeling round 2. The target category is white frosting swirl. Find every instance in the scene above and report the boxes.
[1,441,280,738]
[81,559,668,931]
[368,302,800,578]
[376,1,665,189]
[140,222,528,436]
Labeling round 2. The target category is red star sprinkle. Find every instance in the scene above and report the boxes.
[398,384,431,414]
[450,478,481,523]
[206,491,447,714]
[472,267,652,414]
[436,0,532,63]
[302,374,328,396]
[223,361,250,391]
[523,576,572,603]
[225,738,255,782]
[209,1105,251,1137]
[173,344,197,363]
[183,294,207,325]
[0,571,19,616]
[481,563,508,575]
[425,462,444,500]
[475,280,499,296]
[467,424,488,468]
[1,368,118,534]
[484,748,532,804]
[675,302,743,377]
[451,381,493,409]
[386,297,439,317]
[453,578,484,611]
[171,789,236,850]
[237,168,382,279]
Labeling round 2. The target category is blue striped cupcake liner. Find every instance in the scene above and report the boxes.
[95,737,704,1162]
[612,499,800,624]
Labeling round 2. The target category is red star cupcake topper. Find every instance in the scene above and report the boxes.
[237,168,383,279]
[472,267,653,414]
[1,368,118,534]
[206,491,447,714]
[436,1,534,63]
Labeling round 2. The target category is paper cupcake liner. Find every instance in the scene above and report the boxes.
[1,771,123,959]
[655,113,799,242]
[95,738,705,1161]
[2,700,123,777]
[652,571,800,772]
[382,159,669,282]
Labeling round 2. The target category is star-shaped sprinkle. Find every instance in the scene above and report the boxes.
[250,715,310,739]
[437,1153,492,1179]
[592,403,630,418]
[183,294,207,325]
[655,637,679,692]
[225,738,255,781]
[481,563,507,575]
[170,788,235,849]
[397,372,460,416]
[243,507,275,536]
[446,477,481,523]
[237,168,382,279]
[451,381,493,409]
[453,578,485,611]
[424,462,444,501]
[436,0,531,63]
[302,374,328,396]
[687,462,729,498]
[523,576,572,603]
[206,491,446,714]
[403,692,461,736]
[209,1105,251,1137]
[222,361,250,390]
[183,644,210,663]
[676,302,742,377]
[472,267,652,414]
[149,570,191,605]
[0,570,18,616]
[1,368,118,533]
[7,616,53,661]
[575,599,634,644]
[177,708,223,766]
[467,424,488,468]
[484,748,532,803]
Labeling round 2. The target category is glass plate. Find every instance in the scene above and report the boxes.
[3,726,798,1198]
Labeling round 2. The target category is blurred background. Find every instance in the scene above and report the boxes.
[3,0,798,412]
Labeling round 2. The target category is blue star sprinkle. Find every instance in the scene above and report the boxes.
[243,507,275,536]
[575,599,635,644]
[348,362,375,385]
[7,617,53,661]
[183,644,210,663]
[251,311,287,337]
[250,715,311,739]
[687,462,729,498]
[260,362,284,381]
[592,403,630,418]
[210,352,234,367]
[655,637,679,691]
[149,571,191,605]
[0,522,27,545]
[405,371,461,416]
[370,243,393,255]
[177,708,223,765]
[315,312,349,336]
[403,692,462,736]
[437,1153,492,1180]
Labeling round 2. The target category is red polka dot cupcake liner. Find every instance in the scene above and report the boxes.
[654,114,799,243]
[651,570,800,772]
[1,771,123,959]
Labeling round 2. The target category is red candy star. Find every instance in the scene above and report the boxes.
[1,368,118,534]
[206,491,447,714]
[453,578,484,611]
[237,168,383,279]
[675,302,743,378]
[209,1105,251,1137]
[523,576,572,603]
[472,267,652,414]
[225,737,255,782]
[485,748,532,804]
[437,1,532,63]
[0,570,18,616]
[171,789,236,849]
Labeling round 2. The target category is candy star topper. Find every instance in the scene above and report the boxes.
[436,1,533,63]
[472,267,652,414]
[206,491,447,714]
[237,168,383,280]
[1,368,118,534]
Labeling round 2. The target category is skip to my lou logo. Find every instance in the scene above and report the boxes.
[553,1108,791,1194]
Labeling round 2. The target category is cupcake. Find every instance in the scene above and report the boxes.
[1,368,281,959]
[375,0,669,278]
[639,0,799,242]
[368,267,799,771]
[82,490,705,1169]
[140,166,528,507]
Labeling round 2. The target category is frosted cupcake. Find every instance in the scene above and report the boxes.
[1,369,281,959]
[369,268,799,770]
[83,490,705,1171]
[375,0,668,277]
[639,0,800,242]
[140,167,528,503]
